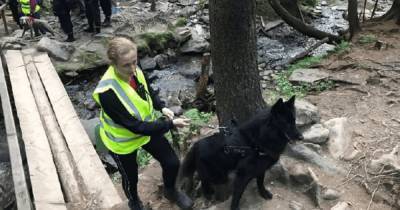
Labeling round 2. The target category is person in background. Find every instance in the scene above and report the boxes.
[53,0,75,42]
[19,0,44,36]
[92,37,194,210]
[99,0,111,27]
[83,0,100,33]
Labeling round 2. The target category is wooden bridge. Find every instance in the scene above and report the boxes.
[0,50,124,209]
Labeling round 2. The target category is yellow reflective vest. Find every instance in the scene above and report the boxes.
[19,0,40,15]
[93,66,155,154]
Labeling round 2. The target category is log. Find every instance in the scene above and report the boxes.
[0,52,31,210]
[23,53,84,205]
[287,37,329,65]
[5,50,66,210]
[34,53,123,209]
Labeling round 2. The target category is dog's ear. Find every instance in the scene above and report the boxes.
[287,95,296,106]
[271,98,284,113]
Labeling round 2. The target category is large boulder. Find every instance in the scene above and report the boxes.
[302,124,330,144]
[324,118,360,161]
[36,37,75,61]
[295,99,320,128]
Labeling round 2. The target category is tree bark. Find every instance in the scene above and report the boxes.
[370,0,400,23]
[268,0,342,44]
[209,0,266,126]
[348,0,361,39]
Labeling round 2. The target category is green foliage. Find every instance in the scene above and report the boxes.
[174,17,188,27]
[137,148,152,167]
[183,108,213,132]
[358,34,377,44]
[334,41,350,54]
[301,0,318,7]
[273,56,334,98]
[136,31,175,53]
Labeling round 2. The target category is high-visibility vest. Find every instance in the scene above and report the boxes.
[19,0,40,15]
[93,66,155,155]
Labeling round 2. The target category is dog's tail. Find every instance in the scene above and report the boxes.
[178,144,197,193]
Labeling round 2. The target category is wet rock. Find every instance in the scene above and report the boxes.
[295,99,320,128]
[289,68,330,84]
[174,27,192,44]
[154,54,170,69]
[36,37,75,61]
[287,143,343,173]
[289,200,303,210]
[140,56,157,70]
[331,201,352,210]
[324,118,359,160]
[84,99,97,111]
[321,188,341,200]
[180,25,210,54]
[321,0,327,6]
[0,162,14,209]
[370,145,400,173]
[302,124,330,144]
[180,37,209,53]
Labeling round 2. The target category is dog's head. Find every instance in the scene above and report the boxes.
[270,96,303,142]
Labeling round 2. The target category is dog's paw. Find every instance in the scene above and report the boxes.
[260,189,273,200]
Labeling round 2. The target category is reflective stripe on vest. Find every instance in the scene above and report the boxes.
[92,66,155,154]
[97,79,142,121]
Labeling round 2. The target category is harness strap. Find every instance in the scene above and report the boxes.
[223,145,280,160]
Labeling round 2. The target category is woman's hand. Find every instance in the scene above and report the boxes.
[172,118,191,128]
[162,107,175,120]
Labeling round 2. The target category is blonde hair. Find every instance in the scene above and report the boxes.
[107,37,137,64]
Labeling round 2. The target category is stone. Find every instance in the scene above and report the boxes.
[0,163,14,208]
[154,54,170,69]
[289,68,330,84]
[36,37,75,61]
[324,118,358,160]
[370,145,400,173]
[302,124,330,144]
[322,188,341,200]
[140,56,157,70]
[174,27,192,43]
[331,201,352,210]
[287,143,344,173]
[289,200,303,210]
[295,99,320,128]
[180,38,209,53]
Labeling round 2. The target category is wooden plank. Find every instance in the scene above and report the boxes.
[0,52,32,210]
[34,53,123,208]
[4,50,66,210]
[23,54,84,205]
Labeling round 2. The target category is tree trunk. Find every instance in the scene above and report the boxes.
[348,0,361,39]
[209,0,266,126]
[370,0,400,23]
[268,0,341,43]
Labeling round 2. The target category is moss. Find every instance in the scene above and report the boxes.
[174,17,188,27]
[136,31,175,54]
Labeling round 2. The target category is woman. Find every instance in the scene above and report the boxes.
[93,37,193,210]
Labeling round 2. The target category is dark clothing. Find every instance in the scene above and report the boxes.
[99,90,173,136]
[8,0,22,28]
[84,0,100,31]
[98,74,179,207]
[110,134,180,201]
[99,0,111,18]
[53,0,73,36]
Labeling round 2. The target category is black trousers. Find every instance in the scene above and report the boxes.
[8,0,21,28]
[99,0,111,19]
[110,134,180,202]
[57,13,73,36]
[84,0,100,30]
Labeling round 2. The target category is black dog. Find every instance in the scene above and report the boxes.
[180,96,303,210]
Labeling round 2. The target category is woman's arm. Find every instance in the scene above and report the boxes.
[99,89,173,136]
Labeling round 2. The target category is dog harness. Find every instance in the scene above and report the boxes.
[223,145,279,160]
